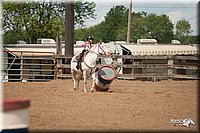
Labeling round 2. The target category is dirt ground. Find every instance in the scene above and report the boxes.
[3,79,199,132]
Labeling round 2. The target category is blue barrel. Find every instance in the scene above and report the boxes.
[2,98,30,133]
[95,65,116,91]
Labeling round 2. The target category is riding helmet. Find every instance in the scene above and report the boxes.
[87,35,94,40]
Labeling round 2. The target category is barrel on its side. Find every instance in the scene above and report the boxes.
[94,65,116,91]
[2,98,30,133]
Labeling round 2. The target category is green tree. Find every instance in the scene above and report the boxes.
[116,27,127,41]
[74,25,102,44]
[144,14,174,43]
[101,5,128,42]
[189,35,199,44]
[3,1,96,44]
[75,6,175,44]
[75,5,128,43]
[3,30,22,44]
[74,1,96,28]
[175,19,192,44]
[130,12,148,42]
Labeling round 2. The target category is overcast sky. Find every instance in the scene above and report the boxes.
[84,0,199,35]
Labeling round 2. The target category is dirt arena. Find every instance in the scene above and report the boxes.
[3,79,199,132]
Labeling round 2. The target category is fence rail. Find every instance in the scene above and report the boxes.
[1,48,199,82]
[1,50,56,82]
[55,54,199,81]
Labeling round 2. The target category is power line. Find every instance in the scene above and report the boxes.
[96,5,196,8]
[133,6,196,8]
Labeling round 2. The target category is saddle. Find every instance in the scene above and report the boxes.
[75,52,87,62]
[76,51,88,69]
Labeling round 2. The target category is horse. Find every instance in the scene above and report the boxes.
[70,42,111,92]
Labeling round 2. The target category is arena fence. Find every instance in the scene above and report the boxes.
[1,48,56,82]
[109,54,199,81]
[55,54,199,81]
[1,48,199,82]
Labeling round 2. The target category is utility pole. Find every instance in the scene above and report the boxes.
[65,1,74,57]
[127,0,132,43]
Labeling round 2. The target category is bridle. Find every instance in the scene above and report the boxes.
[82,43,108,71]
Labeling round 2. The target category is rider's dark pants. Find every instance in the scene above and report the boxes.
[77,49,87,69]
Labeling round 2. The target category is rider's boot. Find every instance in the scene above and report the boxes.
[76,59,80,69]
[76,52,84,69]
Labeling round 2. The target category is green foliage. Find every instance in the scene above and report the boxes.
[145,14,174,43]
[3,2,195,45]
[3,2,63,43]
[130,12,148,42]
[75,5,197,45]
[3,1,96,44]
[175,19,192,44]
[189,35,199,44]
[3,30,22,44]
[102,5,128,42]
[77,6,175,44]
[75,5,128,43]
[74,1,96,28]
[128,13,174,43]
[176,19,192,36]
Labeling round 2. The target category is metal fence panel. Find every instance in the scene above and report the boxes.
[1,49,56,82]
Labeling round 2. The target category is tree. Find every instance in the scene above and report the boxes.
[101,5,128,42]
[74,5,128,43]
[175,19,192,44]
[144,14,174,43]
[129,13,174,43]
[3,30,22,44]
[74,1,96,28]
[3,1,96,44]
[130,12,148,42]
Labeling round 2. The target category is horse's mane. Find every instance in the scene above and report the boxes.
[89,43,98,52]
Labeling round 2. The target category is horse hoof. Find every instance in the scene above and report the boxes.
[90,88,94,92]
[74,88,78,92]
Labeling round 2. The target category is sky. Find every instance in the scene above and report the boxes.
[84,0,199,35]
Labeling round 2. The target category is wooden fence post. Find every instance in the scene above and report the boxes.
[131,59,134,76]
[112,54,118,68]
[167,56,173,80]
[56,35,62,79]
[20,52,23,82]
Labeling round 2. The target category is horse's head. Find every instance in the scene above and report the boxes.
[96,43,111,55]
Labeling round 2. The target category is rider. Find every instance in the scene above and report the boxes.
[76,35,94,69]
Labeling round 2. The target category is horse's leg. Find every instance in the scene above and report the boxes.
[76,80,80,92]
[90,72,96,92]
[73,78,77,91]
[83,71,87,92]
[71,70,76,91]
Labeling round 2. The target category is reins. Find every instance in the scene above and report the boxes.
[82,43,106,70]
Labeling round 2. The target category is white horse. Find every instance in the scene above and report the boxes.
[70,43,111,92]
